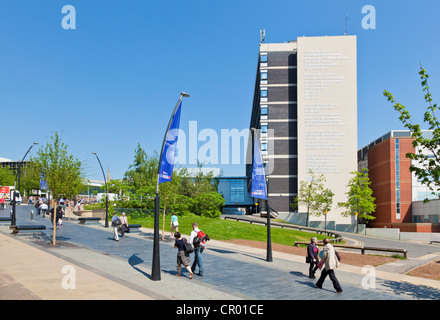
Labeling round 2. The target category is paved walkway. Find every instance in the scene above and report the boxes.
[0,205,439,301]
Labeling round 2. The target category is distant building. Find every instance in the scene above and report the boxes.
[358,130,440,232]
[0,157,30,174]
[217,177,253,215]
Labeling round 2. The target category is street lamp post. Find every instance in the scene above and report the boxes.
[92,153,109,228]
[11,142,38,227]
[152,92,189,281]
[266,175,272,262]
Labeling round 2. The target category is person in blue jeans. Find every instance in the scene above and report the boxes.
[189,222,204,277]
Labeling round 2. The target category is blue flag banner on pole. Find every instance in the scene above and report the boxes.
[158,101,182,184]
[251,135,267,200]
[40,173,49,191]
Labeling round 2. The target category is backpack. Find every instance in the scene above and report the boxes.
[193,230,210,248]
[113,217,121,226]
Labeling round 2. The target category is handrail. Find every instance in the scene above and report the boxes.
[222,215,343,242]
[293,241,408,259]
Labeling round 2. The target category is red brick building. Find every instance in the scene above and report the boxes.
[358,130,440,232]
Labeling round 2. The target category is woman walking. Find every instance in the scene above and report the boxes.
[315,238,343,293]
[306,237,320,278]
[174,232,194,279]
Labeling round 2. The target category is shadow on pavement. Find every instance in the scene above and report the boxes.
[381,280,440,300]
[128,253,151,279]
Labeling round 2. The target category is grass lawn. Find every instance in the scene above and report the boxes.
[127,214,331,247]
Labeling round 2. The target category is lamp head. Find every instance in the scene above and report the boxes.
[181,92,190,97]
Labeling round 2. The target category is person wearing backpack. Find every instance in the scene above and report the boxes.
[111,212,122,241]
[189,222,206,277]
[173,232,194,279]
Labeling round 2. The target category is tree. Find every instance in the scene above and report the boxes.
[193,192,225,218]
[384,65,440,201]
[337,169,376,223]
[32,132,84,245]
[291,170,334,227]
[124,143,158,190]
[0,166,15,186]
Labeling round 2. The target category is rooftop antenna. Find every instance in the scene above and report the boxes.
[345,13,348,35]
[260,29,266,43]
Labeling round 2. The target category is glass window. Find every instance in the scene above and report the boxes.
[261,108,268,115]
[261,143,267,151]
[261,72,268,80]
[230,180,244,203]
[261,125,268,133]
[260,54,268,62]
[261,90,268,98]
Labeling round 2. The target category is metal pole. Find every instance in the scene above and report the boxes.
[266,176,272,262]
[11,143,38,227]
[92,153,109,228]
[152,92,189,281]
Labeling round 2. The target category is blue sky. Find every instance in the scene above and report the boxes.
[1,0,439,180]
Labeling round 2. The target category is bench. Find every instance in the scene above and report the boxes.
[10,225,46,235]
[128,224,142,233]
[0,217,12,223]
[78,217,101,225]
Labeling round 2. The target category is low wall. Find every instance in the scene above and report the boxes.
[366,228,400,240]
[400,232,440,242]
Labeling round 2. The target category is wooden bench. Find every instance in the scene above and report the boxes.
[10,225,46,234]
[78,217,101,225]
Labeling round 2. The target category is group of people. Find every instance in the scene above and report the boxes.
[110,210,340,291]
[111,212,129,241]
[34,199,65,226]
[307,236,343,293]
[110,211,206,279]
[173,222,207,279]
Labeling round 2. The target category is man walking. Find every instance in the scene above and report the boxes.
[111,212,121,241]
[120,212,129,237]
[189,222,205,277]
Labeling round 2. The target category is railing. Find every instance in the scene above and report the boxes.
[222,215,343,242]
[293,241,408,259]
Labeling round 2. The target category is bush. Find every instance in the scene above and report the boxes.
[193,192,225,218]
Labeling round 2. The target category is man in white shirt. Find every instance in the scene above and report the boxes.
[40,202,48,218]
[111,212,121,241]
[189,222,204,277]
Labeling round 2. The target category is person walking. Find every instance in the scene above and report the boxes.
[189,222,205,277]
[111,212,121,241]
[306,237,320,279]
[170,212,179,237]
[120,212,129,237]
[315,238,343,293]
[174,232,194,279]
[50,205,63,227]
[0,196,5,210]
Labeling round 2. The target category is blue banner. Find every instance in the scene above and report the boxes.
[158,101,182,184]
[251,135,267,200]
[40,173,49,191]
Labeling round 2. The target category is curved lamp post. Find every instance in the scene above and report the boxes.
[92,152,109,228]
[151,91,189,281]
[11,142,38,227]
